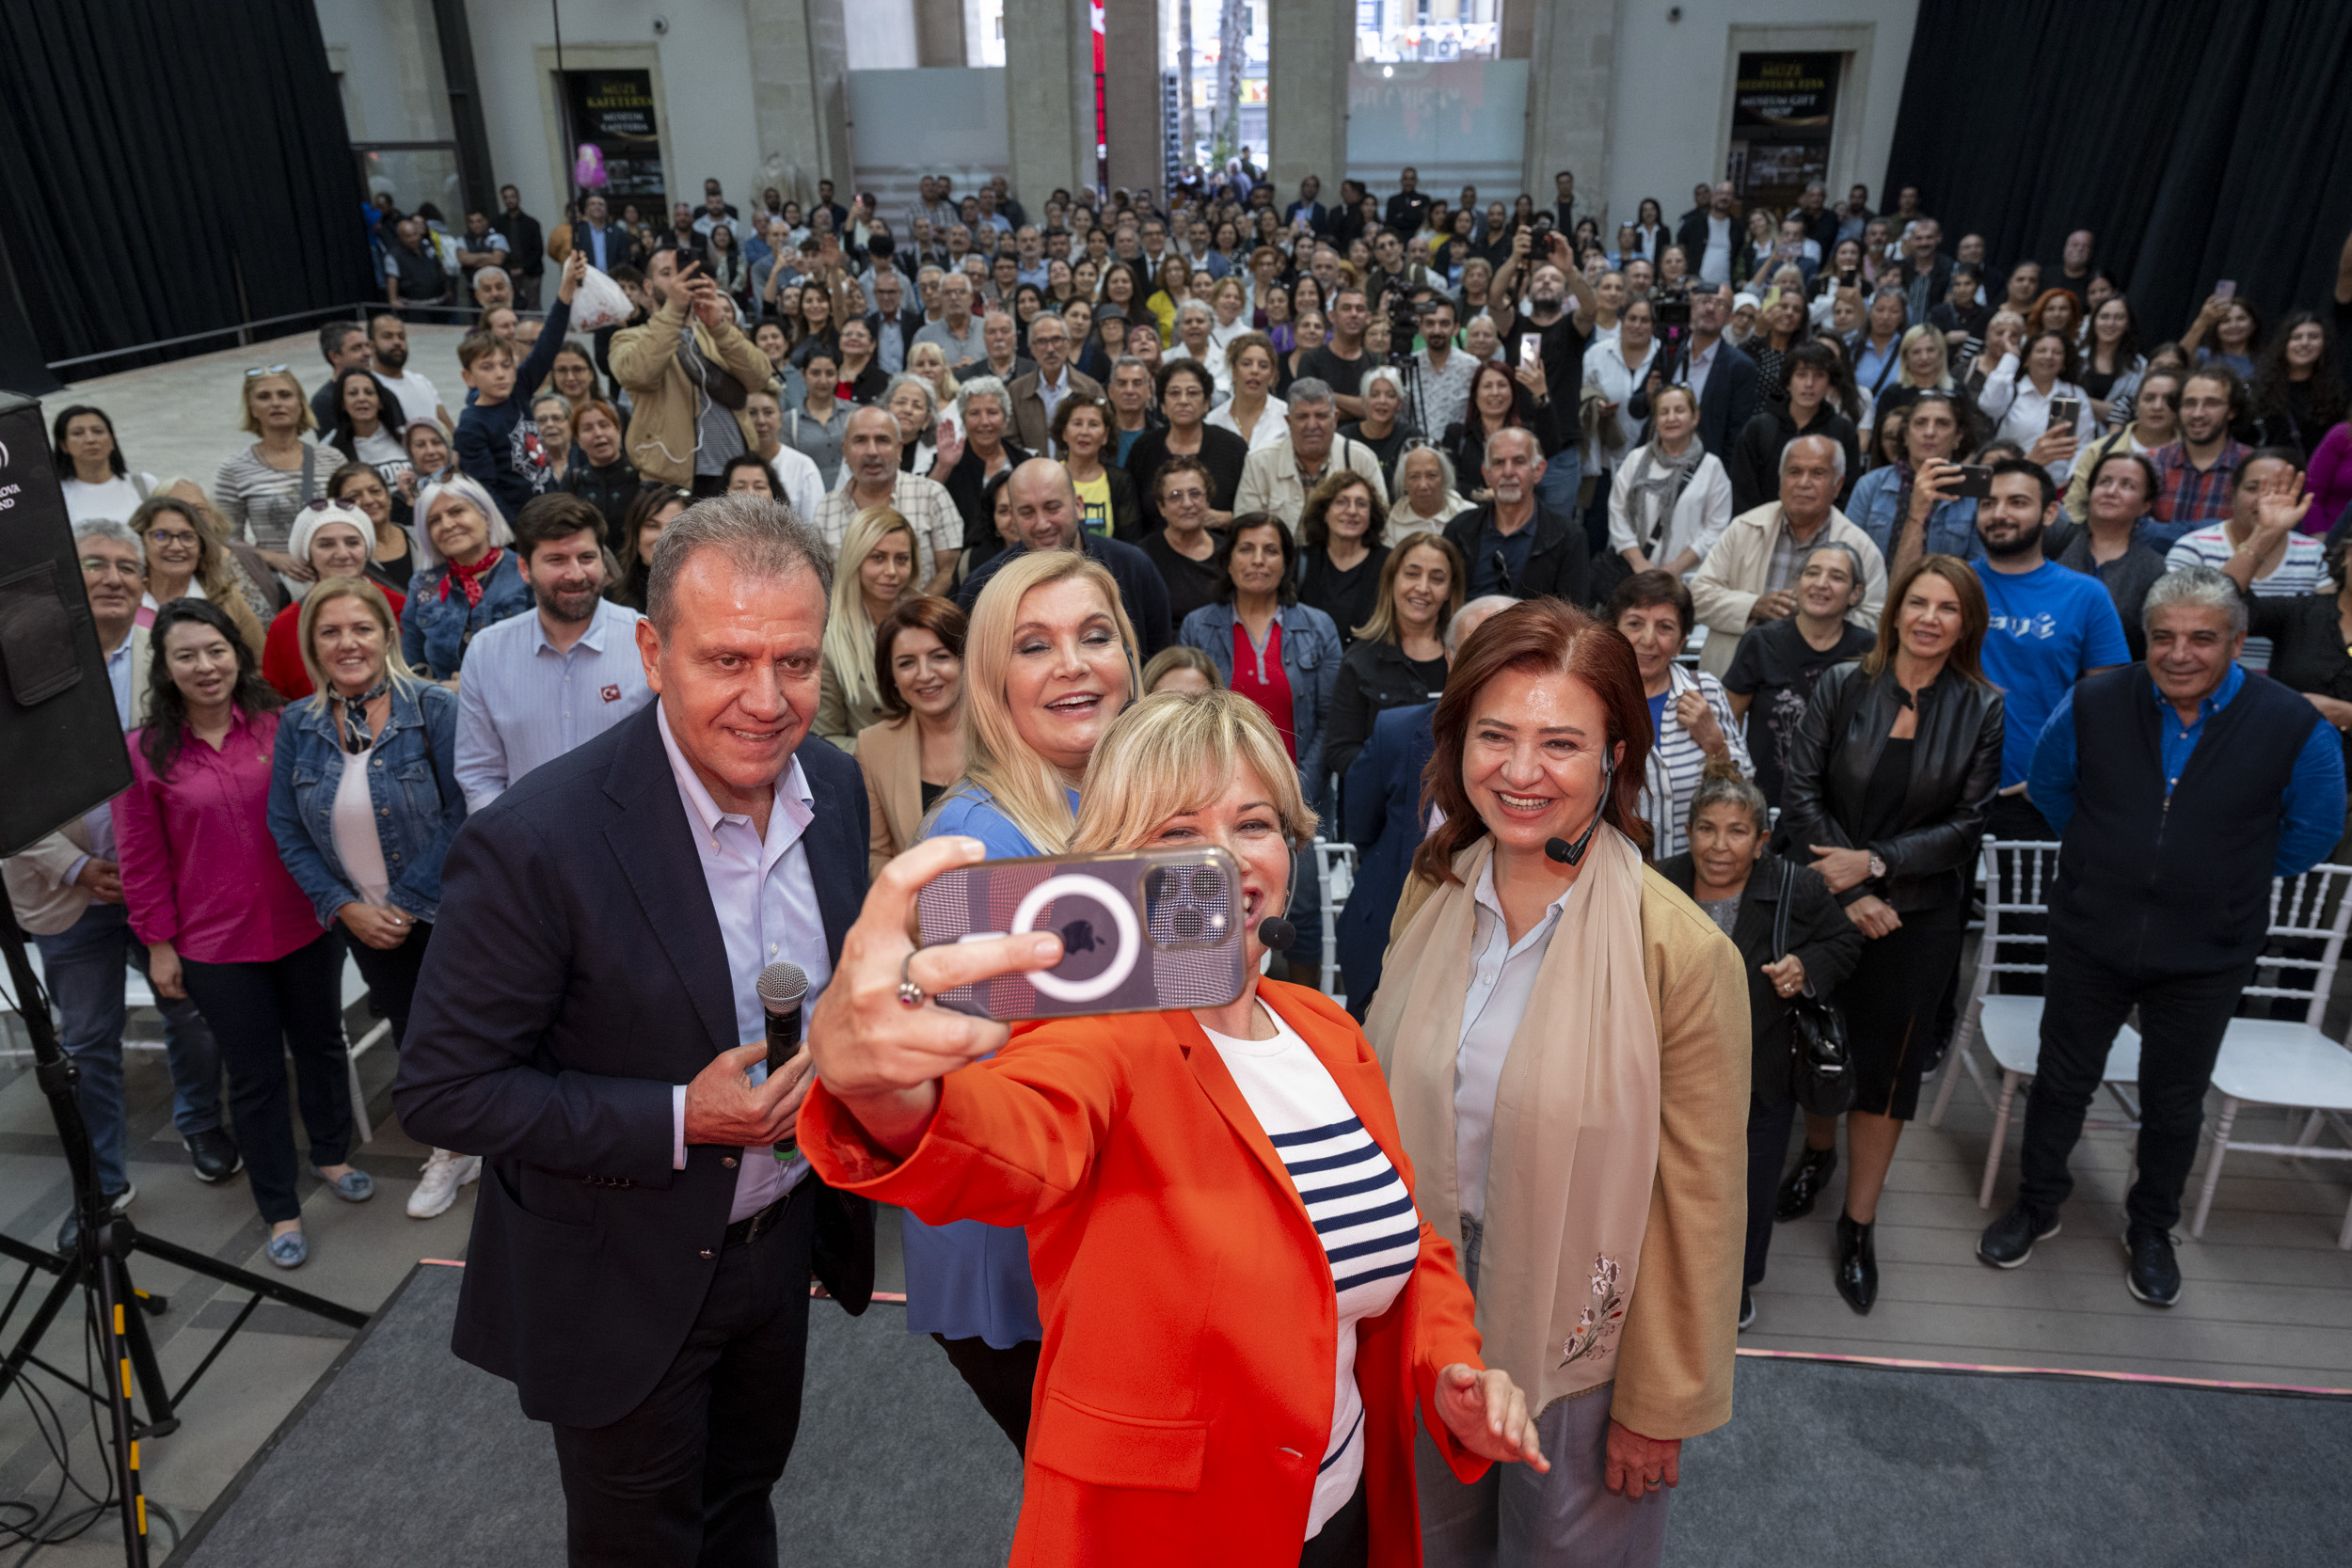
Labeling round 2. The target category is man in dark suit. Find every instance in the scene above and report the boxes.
[576,193,636,276]
[1677,182,1740,289]
[1441,427,1593,608]
[956,459,1171,656]
[864,264,925,375]
[1283,174,1328,237]
[501,183,547,309]
[1661,284,1761,458]
[394,496,874,1567]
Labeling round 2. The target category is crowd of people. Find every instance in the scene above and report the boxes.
[16,161,2352,1568]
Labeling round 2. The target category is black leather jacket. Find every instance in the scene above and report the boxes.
[1776,662,2004,913]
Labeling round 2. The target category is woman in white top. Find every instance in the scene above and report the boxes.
[1978,329,2099,483]
[1165,300,1232,399]
[1206,332,1286,451]
[1207,277,1249,351]
[325,369,412,487]
[1610,386,1733,578]
[53,404,157,525]
[908,341,963,448]
[1585,297,1662,494]
[1386,444,1474,543]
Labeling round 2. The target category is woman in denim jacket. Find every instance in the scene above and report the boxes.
[1179,514,1342,976]
[399,474,532,680]
[267,575,477,1218]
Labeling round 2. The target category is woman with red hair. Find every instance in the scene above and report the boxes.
[1367,597,1749,1568]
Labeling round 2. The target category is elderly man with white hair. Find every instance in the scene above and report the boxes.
[810,404,962,594]
[1232,377,1388,531]
[1686,433,1885,676]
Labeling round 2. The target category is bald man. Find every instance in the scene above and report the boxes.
[949,459,1172,655]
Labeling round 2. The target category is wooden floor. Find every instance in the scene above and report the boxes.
[1743,1054,2352,1388]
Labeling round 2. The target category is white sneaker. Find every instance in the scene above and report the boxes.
[406,1149,482,1219]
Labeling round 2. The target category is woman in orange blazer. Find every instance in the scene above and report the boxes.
[803,691,1547,1567]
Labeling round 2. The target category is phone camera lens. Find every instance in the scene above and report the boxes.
[1173,909,1205,942]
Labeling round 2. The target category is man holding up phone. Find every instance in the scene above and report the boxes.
[395,496,875,1565]
[610,247,773,492]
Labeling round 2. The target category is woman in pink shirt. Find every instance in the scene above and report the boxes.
[115,600,371,1270]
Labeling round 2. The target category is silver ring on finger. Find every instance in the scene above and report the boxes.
[897,951,928,1009]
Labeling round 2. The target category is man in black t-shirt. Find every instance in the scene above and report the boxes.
[1298,286,1373,419]
[1722,540,1874,807]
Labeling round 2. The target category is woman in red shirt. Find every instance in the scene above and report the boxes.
[116,600,370,1269]
[261,501,407,698]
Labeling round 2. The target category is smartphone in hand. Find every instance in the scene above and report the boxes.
[915,847,1250,1022]
[1519,332,1544,366]
[2045,397,2081,434]
[1954,464,1996,500]
[2214,279,2236,303]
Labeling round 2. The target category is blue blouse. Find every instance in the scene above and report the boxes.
[903,781,1078,1347]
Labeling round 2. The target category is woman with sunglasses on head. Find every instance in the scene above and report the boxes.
[116,600,364,1269]
[216,368,326,582]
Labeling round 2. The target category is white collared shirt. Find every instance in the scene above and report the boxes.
[657,703,832,1220]
[1454,855,1574,1223]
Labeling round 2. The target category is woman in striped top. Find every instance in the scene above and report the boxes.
[803,690,1547,1567]
[1606,570,1752,861]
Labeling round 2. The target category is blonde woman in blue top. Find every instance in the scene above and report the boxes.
[911,546,1139,1454]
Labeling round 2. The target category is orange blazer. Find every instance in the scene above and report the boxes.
[802,980,1489,1566]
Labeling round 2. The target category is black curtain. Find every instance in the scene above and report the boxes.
[1884,0,2352,346]
[0,0,374,385]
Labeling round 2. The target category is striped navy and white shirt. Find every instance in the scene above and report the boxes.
[1640,660,1753,861]
[1204,1010,1421,1540]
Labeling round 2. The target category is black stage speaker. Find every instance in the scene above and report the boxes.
[0,390,131,855]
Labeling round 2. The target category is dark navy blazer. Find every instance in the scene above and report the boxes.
[1335,700,1438,1022]
[393,700,871,1428]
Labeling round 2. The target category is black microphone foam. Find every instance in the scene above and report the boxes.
[1256,916,1297,953]
[1544,837,1576,864]
[756,960,808,1073]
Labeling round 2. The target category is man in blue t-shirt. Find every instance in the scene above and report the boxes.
[1973,458,2130,839]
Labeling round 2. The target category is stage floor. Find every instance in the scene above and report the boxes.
[168,1260,2352,1567]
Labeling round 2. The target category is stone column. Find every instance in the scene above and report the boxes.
[1100,0,1162,198]
[1521,0,1614,221]
[1002,0,1100,202]
[1268,0,1351,196]
[913,0,969,66]
[742,0,853,199]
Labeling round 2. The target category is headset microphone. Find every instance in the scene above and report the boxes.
[1544,752,1618,867]
[1254,841,1300,954]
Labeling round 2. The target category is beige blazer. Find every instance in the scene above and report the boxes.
[610,298,771,487]
[1388,857,1751,1438]
[1007,366,1104,454]
[4,627,154,936]
[1684,502,1887,676]
[856,714,930,880]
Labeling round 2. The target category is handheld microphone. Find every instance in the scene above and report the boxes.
[1544,753,1618,867]
[1255,843,1299,954]
[755,960,809,1074]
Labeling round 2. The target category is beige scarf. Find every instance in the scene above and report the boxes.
[1367,825,1661,1411]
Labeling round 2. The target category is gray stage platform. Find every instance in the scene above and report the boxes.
[169,1261,2352,1566]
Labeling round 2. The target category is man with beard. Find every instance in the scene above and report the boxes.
[1488,229,1601,515]
[1972,459,2128,838]
[453,493,653,811]
[369,310,452,432]
[611,249,769,490]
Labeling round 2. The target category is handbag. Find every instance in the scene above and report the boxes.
[1775,860,1856,1117]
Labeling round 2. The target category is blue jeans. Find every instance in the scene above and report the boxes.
[33,902,224,1196]
[1536,443,1581,522]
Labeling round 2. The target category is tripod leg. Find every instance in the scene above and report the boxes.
[111,1253,179,1435]
[93,1245,152,1567]
[0,1254,89,1406]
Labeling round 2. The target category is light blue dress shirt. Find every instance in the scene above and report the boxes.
[656,703,832,1223]
[453,598,655,812]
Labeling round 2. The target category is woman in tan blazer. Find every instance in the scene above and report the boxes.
[857,594,969,878]
[1366,597,1751,1568]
